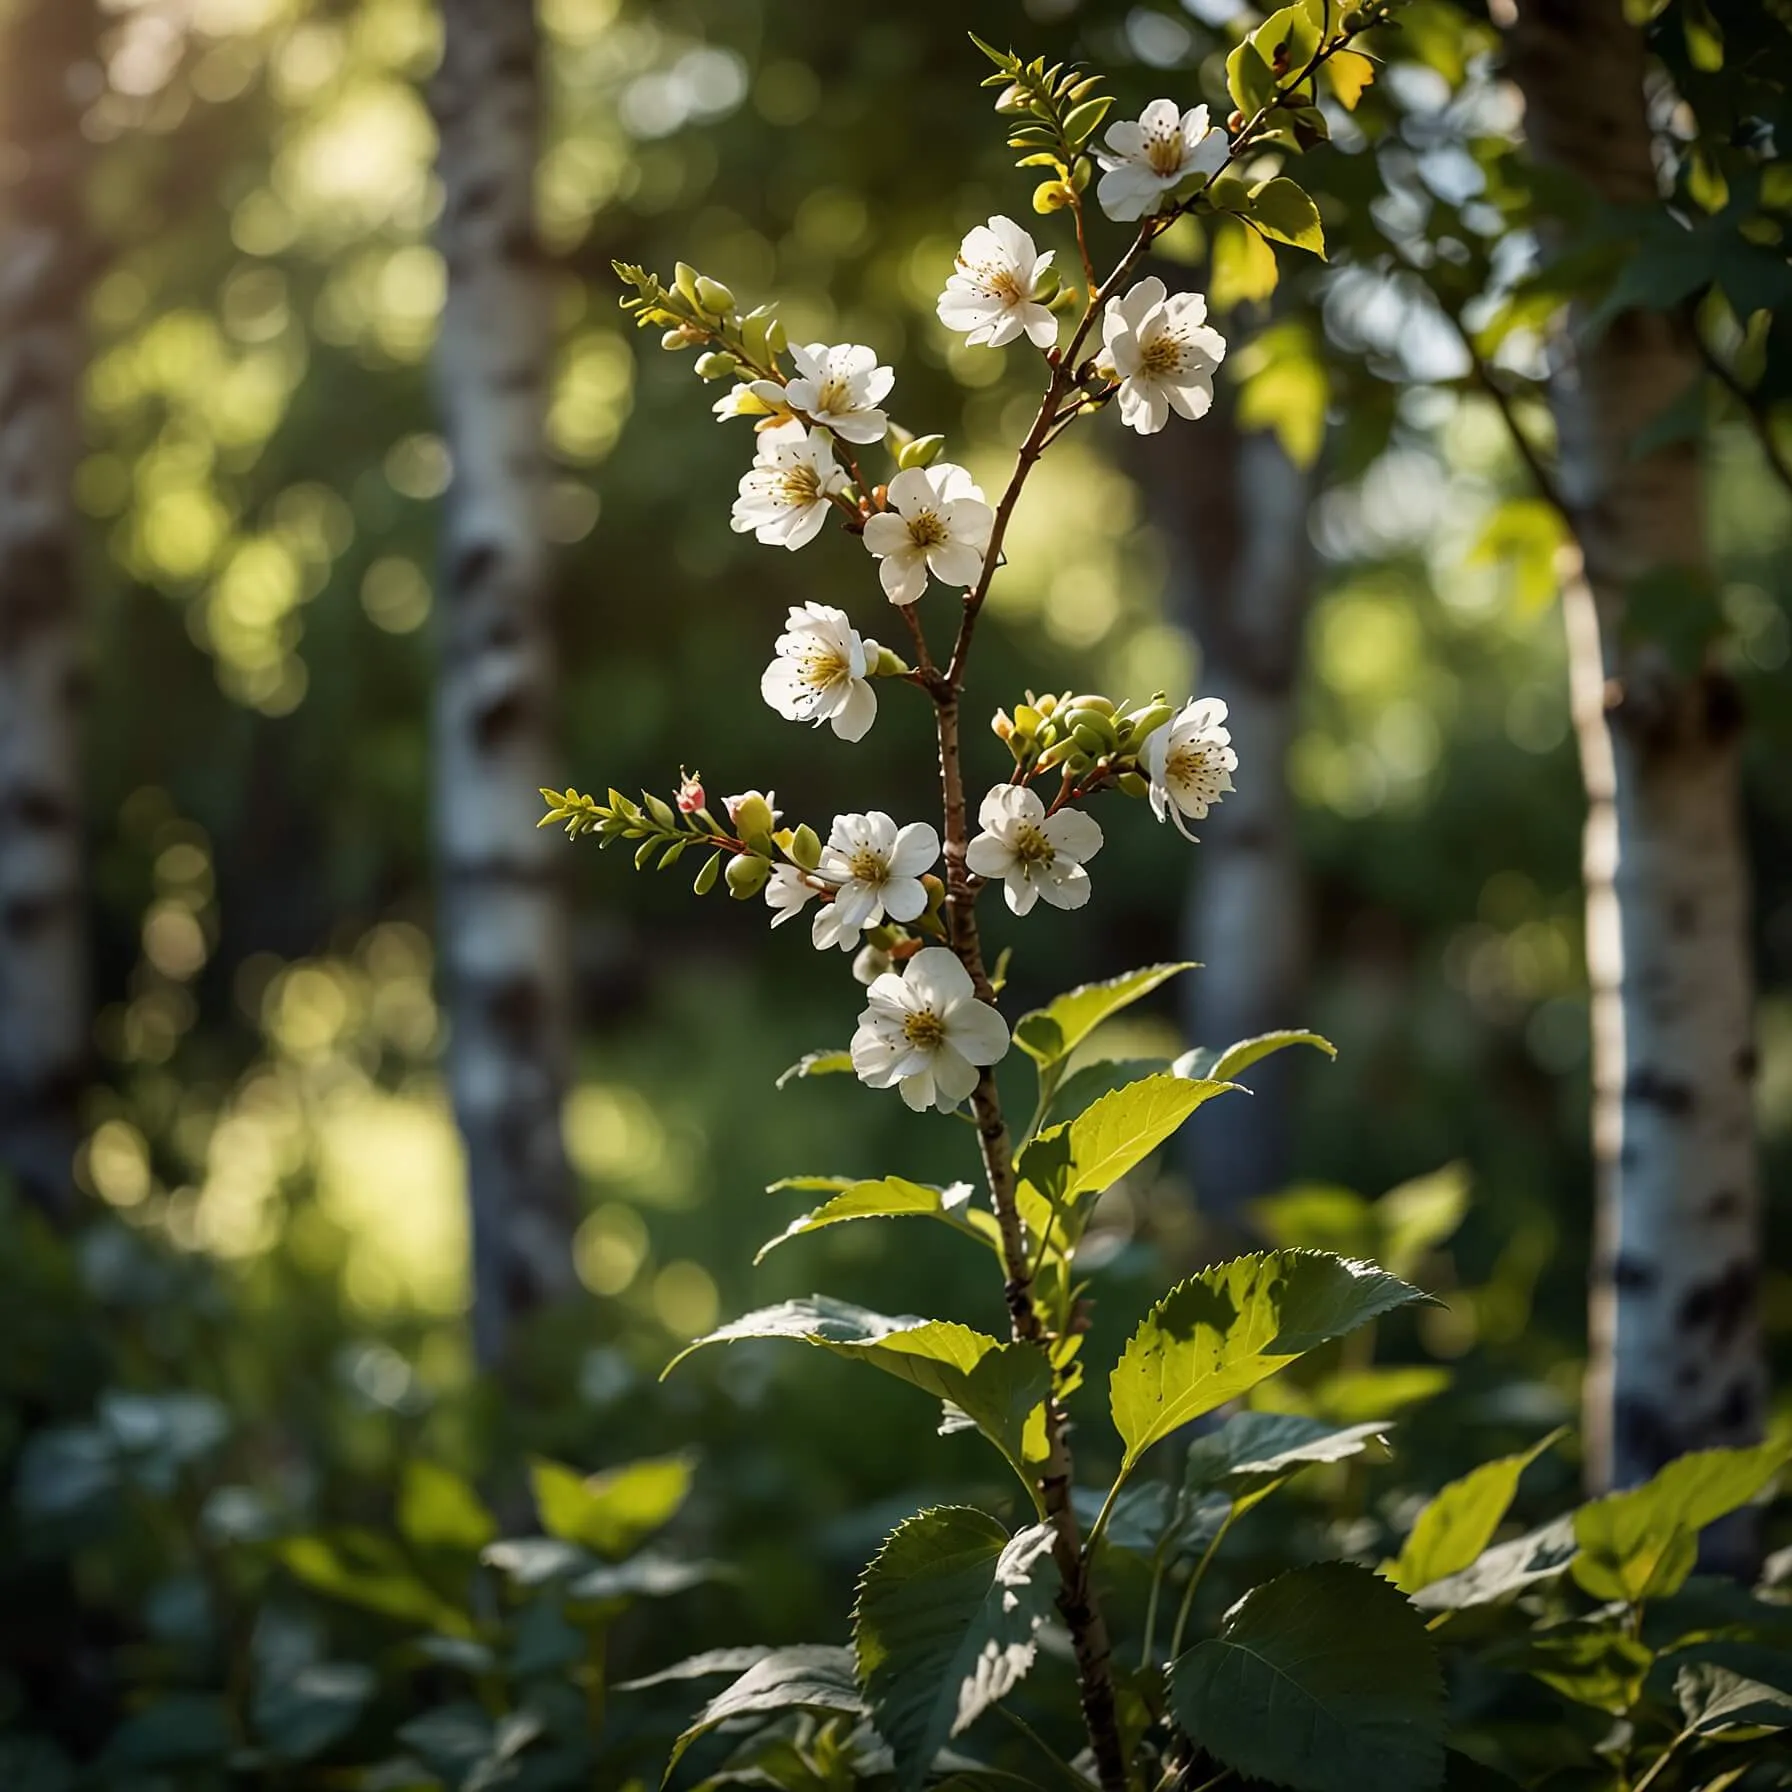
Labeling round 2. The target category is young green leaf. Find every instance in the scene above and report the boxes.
[853,1508,1057,1791]
[1388,1429,1565,1594]
[1108,1250,1425,1478]
[614,1646,772,1693]
[1676,1662,1792,1735]
[1184,1411,1393,1515]
[1012,961,1196,1067]
[668,1645,864,1773]
[529,1453,692,1560]
[1248,177,1327,256]
[1225,39,1278,116]
[1572,1436,1792,1605]
[1170,1562,1445,1792]
[278,1530,472,1636]
[1174,1029,1336,1083]
[397,1460,496,1555]
[754,1177,1001,1263]
[1519,1621,1654,1715]
[665,1299,1052,1496]
[1410,1514,1579,1613]
[775,1048,854,1088]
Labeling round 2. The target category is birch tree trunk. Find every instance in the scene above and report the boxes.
[1509,0,1764,1491]
[0,0,96,1224]
[1149,405,1318,1236]
[430,0,576,1366]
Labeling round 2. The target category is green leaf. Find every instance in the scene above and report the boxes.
[397,1460,496,1555]
[853,1508,1057,1791]
[1013,962,1196,1067]
[1307,1364,1452,1425]
[278,1530,471,1636]
[1062,95,1113,146]
[1249,1183,1377,1258]
[1211,214,1281,310]
[1572,1437,1792,1604]
[1411,1515,1579,1613]
[615,1646,772,1693]
[1325,48,1376,109]
[1248,178,1326,257]
[1469,497,1569,614]
[666,1298,1051,1494]
[1519,1620,1653,1714]
[1376,1163,1471,1282]
[1249,2,1322,78]
[1170,1563,1445,1792]
[1018,1073,1236,1241]
[530,1453,692,1560]
[1185,1411,1392,1515]
[754,1178,1000,1264]
[668,1646,864,1774]
[1389,1429,1565,1594]
[254,1663,375,1764]
[776,1049,853,1088]
[1225,39,1278,116]
[1677,1662,1792,1734]
[1176,1030,1336,1083]
[1109,1250,1426,1478]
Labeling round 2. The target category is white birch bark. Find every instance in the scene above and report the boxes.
[1510,0,1764,1490]
[1150,412,1318,1234]
[0,0,96,1223]
[430,0,575,1364]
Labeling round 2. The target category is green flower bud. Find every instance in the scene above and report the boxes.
[725,853,771,900]
[1120,701,1174,747]
[674,261,702,308]
[1035,737,1078,771]
[788,823,822,871]
[1013,704,1043,737]
[767,317,788,354]
[897,433,946,470]
[661,326,698,351]
[694,350,737,380]
[1068,693,1116,716]
[695,275,735,315]
[1117,772,1151,798]
[873,645,912,678]
[728,792,777,852]
[1072,722,1110,757]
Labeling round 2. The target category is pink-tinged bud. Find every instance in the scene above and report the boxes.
[676,767,705,814]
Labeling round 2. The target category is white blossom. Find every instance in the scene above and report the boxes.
[759,603,881,742]
[752,342,893,445]
[1141,698,1237,840]
[730,422,848,549]
[764,863,824,928]
[1099,277,1226,435]
[811,811,939,951]
[860,464,993,606]
[965,784,1104,915]
[936,216,1058,350]
[1095,100,1228,222]
[850,947,1011,1113]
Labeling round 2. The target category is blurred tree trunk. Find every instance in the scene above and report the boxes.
[0,0,97,1224]
[430,0,576,1366]
[1509,0,1764,1493]
[1148,398,1318,1239]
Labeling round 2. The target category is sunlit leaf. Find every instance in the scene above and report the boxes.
[1519,1621,1653,1714]
[1175,1029,1336,1084]
[1677,1662,1792,1735]
[1388,1429,1564,1594]
[1248,177,1327,258]
[668,1645,864,1773]
[1325,48,1376,109]
[397,1460,495,1555]
[529,1454,692,1560]
[754,1178,1000,1264]
[775,1049,853,1088]
[278,1530,470,1636]
[1013,962,1195,1067]
[614,1647,772,1693]
[1411,1515,1579,1613]
[1170,1563,1445,1792]
[1185,1411,1393,1515]
[854,1508,1056,1790]
[1109,1251,1425,1478]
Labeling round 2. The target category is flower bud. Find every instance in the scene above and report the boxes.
[897,433,946,470]
[788,823,822,871]
[1068,693,1115,716]
[694,350,737,380]
[991,708,1015,743]
[695,275,735,315]
[1120,701,1173,748]
[661,326,699,351]
[724,790,778,854]
[725,852,771,899]
[767,317,787,354]
[852,943,892,985]
[1031,267,1061,305]
[1034,692,1061,719]
[1014,704,1043,737]
[674,261,702,308]
[676,767,705,814]
[1072,722,1111,756]
[873,645,912,678]
[1117,772,1151,798]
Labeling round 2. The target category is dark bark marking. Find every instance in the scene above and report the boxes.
[1733,1043,1758,1081]
[1705,1188,1742,1221]
[1711,1373,1756,1436]
[472,690,524,751]
[1700,669,1745,745]
[1613,1394,1675,1476]
[1625,1065,1695,1116]
[1611,1254,1658,1294]
[1677,1259,1756,1349]
[450,540,498,595]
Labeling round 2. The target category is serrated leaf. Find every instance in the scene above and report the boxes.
[1170,1563,1445,1792]
[1677,1662,1792,1734]
[615,1646,772,1693]
[854,1509,1057,1791]
[397,1461,495,1555]
[668,1646,863,1773]
[530,1453,692,1560]
[775,1049,853,1088]
[1572,1437,1792,1604]
[1175,1030,1336,1083]
[754,1178,1000,1264]
[1109,1250,1425,1478]
[1411,1514,1579,1613]
[1249,177,1326,257]
[1388,1430,1565,1594]
[666,1298,1051,1492]
[1185,1411,1392,1515]
[1515,1620,1652,1713]
[1013,962,1196,1067]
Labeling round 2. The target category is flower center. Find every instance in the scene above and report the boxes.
[1140,334,1188,379]
[903,1009,946,1050]
[778,462,823,504]
[968,258,1024,305]
[847,847,889,885]
[1145,128,1185,178]
[799,647,848,690]
[816,374,854,414]
[1012,824,1055,869]
[907,509,947,549]
[1167,743,1222,797]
